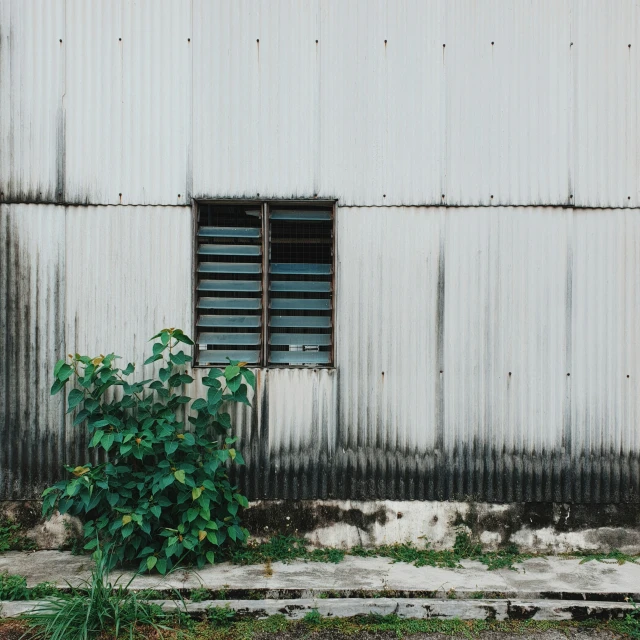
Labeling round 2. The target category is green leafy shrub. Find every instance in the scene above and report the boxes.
[42,328,254,574]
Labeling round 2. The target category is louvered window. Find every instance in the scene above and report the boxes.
[196,204,264,365]
[195,202,334,367]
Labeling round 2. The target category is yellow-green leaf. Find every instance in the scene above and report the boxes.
[192,487,202,501]
[122,515,132,526]
[174,469,186,484]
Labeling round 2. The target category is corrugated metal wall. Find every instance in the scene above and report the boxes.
[1,2,640,502]
[1,0,639,207]
[3,204,639,502]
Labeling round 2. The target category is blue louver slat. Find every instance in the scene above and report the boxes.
[269,333,332,346]
[270,316,332,328]
[269,210,332,221]
[198,315,261,328]
[269,281,332,293]
[198,333,261,345]
[269,298,331,310]
[269,351,331,364]
[198,280,261,292]
[198,297,262,310]
[199,350,260,364]
[198,263,262,274]
[198,244,261,256]
[270,263,332,275]
[198,227,261,238]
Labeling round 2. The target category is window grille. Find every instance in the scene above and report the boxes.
[196,203,334,367]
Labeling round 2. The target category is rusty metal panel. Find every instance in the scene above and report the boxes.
[572,0,640,208]
[63,0,191,205]
[0,204,66,499]
[0,0,65,203]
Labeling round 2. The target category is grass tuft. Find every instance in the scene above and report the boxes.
[20,550,171,640]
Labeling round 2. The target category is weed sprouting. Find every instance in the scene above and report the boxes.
[0,516,37,553]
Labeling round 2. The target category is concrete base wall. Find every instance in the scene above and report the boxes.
[244,500,640,554]
[4,499,640,554]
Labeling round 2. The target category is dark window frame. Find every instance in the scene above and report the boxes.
[192,199,337,368]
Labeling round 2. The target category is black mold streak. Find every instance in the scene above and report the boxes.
[244,501,388,537]
[55,105,66,202]
[434,227,445,498]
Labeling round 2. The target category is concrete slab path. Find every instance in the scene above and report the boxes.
[0,551,638,601]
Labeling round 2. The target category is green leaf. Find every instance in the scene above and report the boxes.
[102,433,115,451]
[242,369,256,388]
[146,556,158,571]
[227,375,242,393]
[122,363,135,376]
[156,558,167,575]
[150,505,162,518]
[224,365,240,381]
[217,413,231,429]
[174,331,195,346]
[144,354,163,365]
[191,398,207,411]
[164,441,179,455]
[179,374,194,384]
[50,378,66,396]
[159,367,170,383]
[106,493,119,507]
[234,494,249,508]
[170,350,188,365]
[73,409,90,426]
[187,508,199,522]
[153,342,166,356]
[160,331,170,346]
[67,389,84,412]
[207,388,223,406]
[53,359,66,378]
[58,364,74,382]
[206,551,215,565]
[174,469,186,484]
[182,433,195,446]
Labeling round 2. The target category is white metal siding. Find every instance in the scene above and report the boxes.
[63,0,192,205]
[1,0,639,207]
[0,0,65,203]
